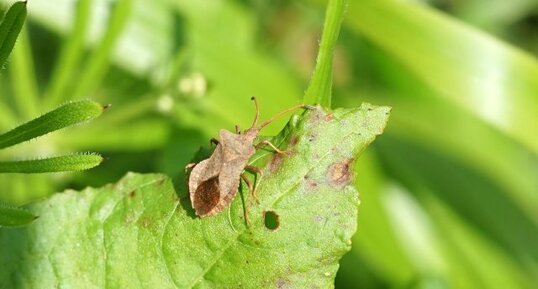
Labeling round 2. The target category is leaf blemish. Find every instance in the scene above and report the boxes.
[276,278,290,289]
[304,175,319,191]
[328,158,353,187]
[289,136,299,146]
[269,153,284,173]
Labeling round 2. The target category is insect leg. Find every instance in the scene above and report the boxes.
[210,138,220,146]
[238,180,252,226]
[244,165,262,203]
[241,173,260,204]
[241,174,253,191]
[235,125,241,134]
[255,140,288,155]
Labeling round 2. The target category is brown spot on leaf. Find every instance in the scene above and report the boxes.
[128,190,136,198]
[138,217,152,228]
[325,113,334,121]
[289,135,299,146]
[328,158,353,187]
[303,175,320,191]
[276,278,290,289]
[307,109,325,124]
[269,153,284,173]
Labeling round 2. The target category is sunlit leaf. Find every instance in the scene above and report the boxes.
[0,104,389,287]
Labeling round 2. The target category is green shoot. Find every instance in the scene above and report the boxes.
[303,0,347,108]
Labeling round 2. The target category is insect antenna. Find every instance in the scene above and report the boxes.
[250,96,260,128]
[259,103,306,130]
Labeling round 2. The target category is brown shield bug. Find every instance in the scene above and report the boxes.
[187,97,308,220]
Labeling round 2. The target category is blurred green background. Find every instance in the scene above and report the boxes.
[0,0,537,288]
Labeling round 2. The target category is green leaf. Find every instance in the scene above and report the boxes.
[0,100,104,150]
[0,1,26,66]
[344,0,538,155]
[0,154,103,173]
[304,0,347,108]
[0,203,35,227]
[0,104,389,287]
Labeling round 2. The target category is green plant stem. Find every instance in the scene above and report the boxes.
[45,0,91,107]
[303,0,347,108]
[0,100,104,150]
[70,0,133,100]
[0,154,103,173]
[10,25,39,119]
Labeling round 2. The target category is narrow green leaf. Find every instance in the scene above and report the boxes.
[70,0,132,100]
[376,135,538,270]
[345,0,538,155]
[0,154,103,173]
[0,1,26,66]
[0,100,104,150]
[425,195,535,289]
[45,0,91,107]
[0,203,35,227]
[9,25,39,119]
[0,104,390,287]
[303,0,347,108]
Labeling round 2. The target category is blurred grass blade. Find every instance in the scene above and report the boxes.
[341,150,416,286]
[425,195,536,289]
[45,0,91,107]
[10,25,39,119]
[71,0,132,100]
[386,95,538,222]
[172,0,302,134]
[0,203,36,227]
[0,103,17,131]
[345,0,538,154]
[304,0,347,108]
[376,135,538,270]
[0,100,104,150]
[0,1,26,66]
[0,154,103,173]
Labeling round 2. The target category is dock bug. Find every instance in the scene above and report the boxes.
[187,97,308,219]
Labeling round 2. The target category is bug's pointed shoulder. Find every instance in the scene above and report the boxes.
[219,128,240,141]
